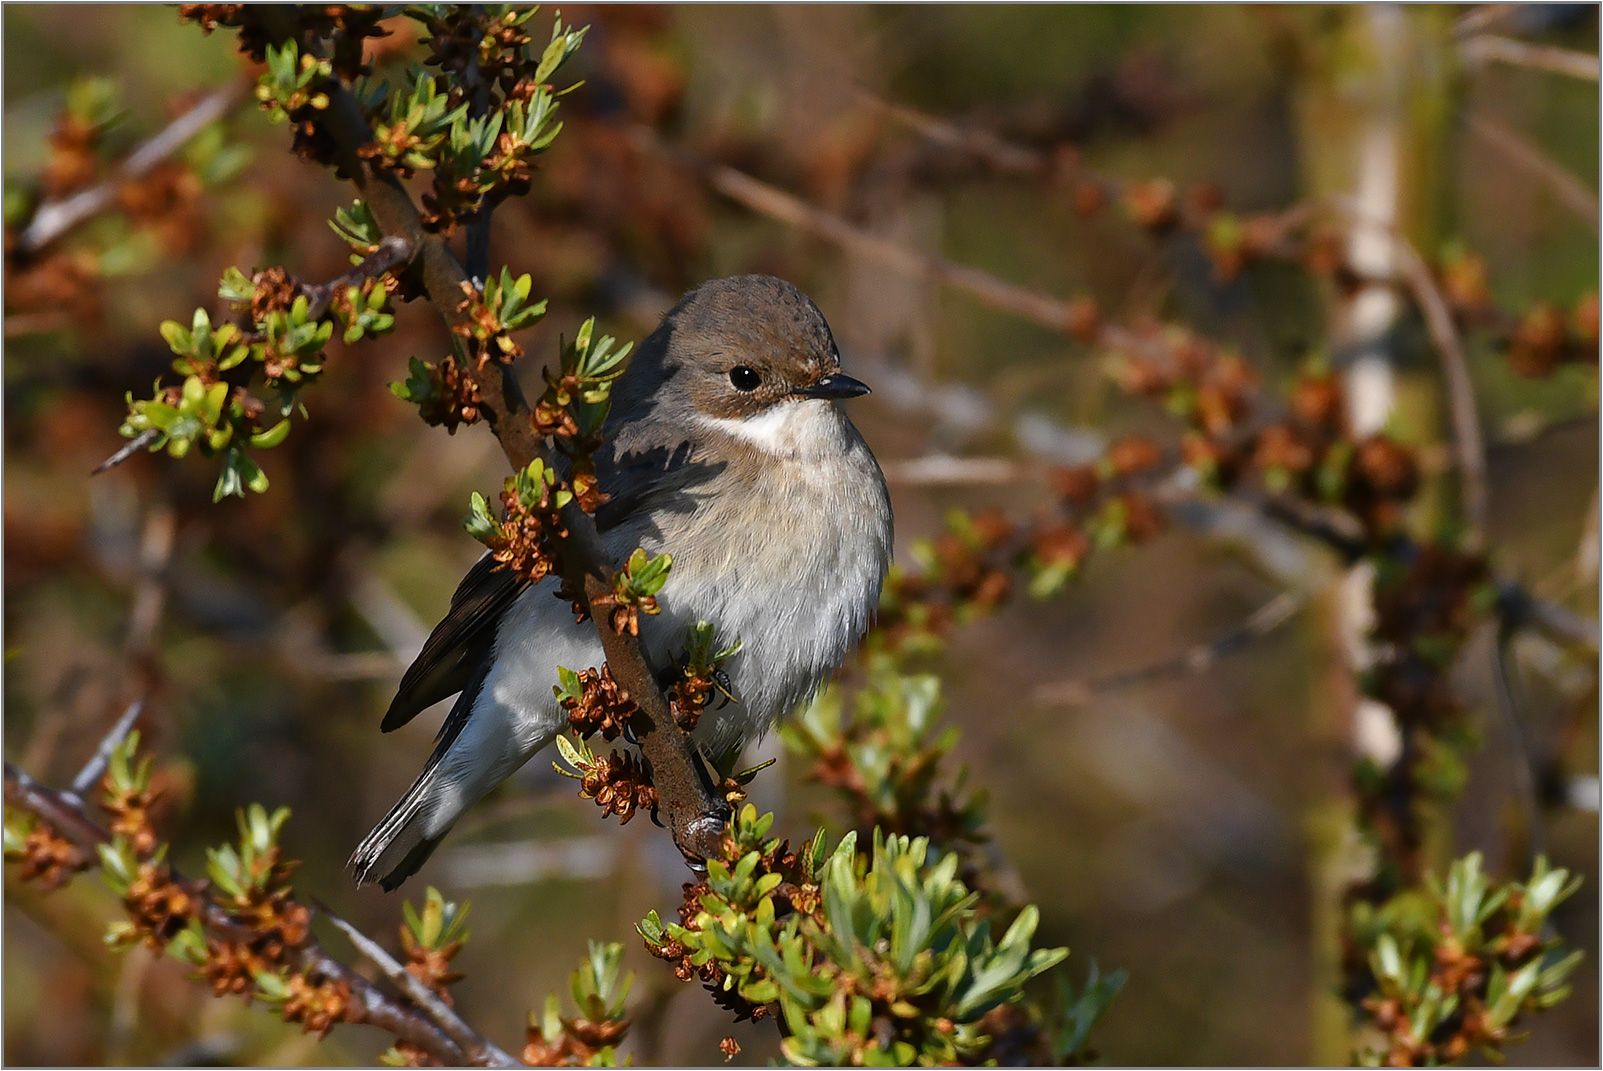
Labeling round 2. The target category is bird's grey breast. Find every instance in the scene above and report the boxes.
[602,410,892,747]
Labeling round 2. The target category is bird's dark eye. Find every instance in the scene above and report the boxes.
[729,366,762,392]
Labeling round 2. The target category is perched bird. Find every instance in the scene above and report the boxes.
[351,275,893,889]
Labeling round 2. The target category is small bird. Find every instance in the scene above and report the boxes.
[351,275,893,889]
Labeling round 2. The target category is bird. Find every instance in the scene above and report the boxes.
[350,274,894,890]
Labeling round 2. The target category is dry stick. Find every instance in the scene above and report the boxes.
[1453,4,1520,38]
[65,697,145,802]
[701,160,1090,337]
[3,762,475,1064]
[318,906,519,1067]
[858,91,1050,180]
[264,10,726,863]
[1033,590,1306,707]
[1391,230,1490,540]
[1459,33,1601,81]
[18,82,247,255]
[1466,113,1601,234]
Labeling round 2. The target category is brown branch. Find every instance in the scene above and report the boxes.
[1460,33,1600,81]
[1033,589,1306,706]
[4,761,482,1065]
[687,149,1092,337]
[303,234,415,322]
[1453,5,1520,39]
[256,7,726,865]
[319,905,518,1067]
[1466,113,1600,234]
[17,81,248,256]
[1392,233,1490,540]
[857,90,1051,180]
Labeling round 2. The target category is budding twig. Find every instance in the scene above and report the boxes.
[18,82,248,255]
[4,761,475,1064]
[302,235,415,322]
[318,904,519,1068]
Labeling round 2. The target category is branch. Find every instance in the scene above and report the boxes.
[66,698,145,801]
[680,146,1092,336]
[1033,590,1306,706]
[1460,34,1600,81]
[17,82,248,256]
[303,234,415,322]
[4,761,479,1065]
[1497,581,1602,653]
[1466,113,1600,234]
[1392,232,1490,539]
[319,906,518,1067]
[256,8,726,864]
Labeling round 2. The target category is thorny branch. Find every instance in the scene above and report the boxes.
[17,81,248,256]
[3,760,488,1066]
[253,7,727,865]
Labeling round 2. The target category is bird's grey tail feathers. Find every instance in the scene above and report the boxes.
[349,766,452,891]
[353,647,493,891]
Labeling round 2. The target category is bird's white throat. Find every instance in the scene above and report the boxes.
[696,398,848,460]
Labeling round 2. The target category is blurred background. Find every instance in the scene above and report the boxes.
[4,4,1597,1065]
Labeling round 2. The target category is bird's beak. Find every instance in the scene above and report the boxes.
[800,373,871,400]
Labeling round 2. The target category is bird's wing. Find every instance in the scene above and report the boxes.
[594,439,723,536]
[382,438,720,732]
[381,554,528,731]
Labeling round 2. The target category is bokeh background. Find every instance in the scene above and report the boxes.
[4,4,1598,1065]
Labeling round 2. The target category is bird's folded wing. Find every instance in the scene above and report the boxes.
[381,554,528,731]
[382,440,715,733]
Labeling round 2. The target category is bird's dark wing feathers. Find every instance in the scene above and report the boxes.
[381,554,528,732]
[381,440,720,733]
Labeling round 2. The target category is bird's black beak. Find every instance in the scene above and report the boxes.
[800,373,871,400]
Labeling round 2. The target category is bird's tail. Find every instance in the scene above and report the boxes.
[349,767,454,892]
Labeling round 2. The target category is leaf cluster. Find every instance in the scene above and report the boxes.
[1350,852,1584,1066]
[639,805,1068,1066]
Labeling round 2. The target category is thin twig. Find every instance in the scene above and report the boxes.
[66,697,146,801]
[693,153,1090,336]
[1488,623,1544,864]
[318,904,519,1067]
[18,82,248,255]
[1033,590,1306,706]
[303,235,415,322]
[1391,232,1490,540]
[858,90,1049,180]
[1460,34,1600,81]
[91,430,160,476]
[1466,113,1600,234]
[1453,4,1519,38]
[1497,581,1602,653]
